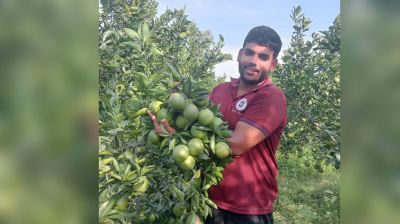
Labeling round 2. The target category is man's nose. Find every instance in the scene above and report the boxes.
[247,54,258,65]
[246,61,256,67]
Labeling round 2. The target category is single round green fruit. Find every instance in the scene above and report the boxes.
[178,32,187,39]
[187,138,204,156]
[173,145,189,162]
[147,213,156,222]
[175,115,189,129]
[212,117,224,130]
[215,142,231,159]
[186,213,202,224]
[180,156,195,170]
[156,108,173,122]
[219,129,233,138]
[133,176,149,193]
[115,195,129,211]
[148,130,161,145]
[168,92,186,111]
[190,126,207,139]
[198,108,215,126]
[148,101,163,113]
[173,202,187,217]
[183,103,199,121]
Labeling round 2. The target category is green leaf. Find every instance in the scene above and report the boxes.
[123,28,139,39]
[121,41,141,51]
[183,77,192,97]
[102,30,115,42]
[166,62,182,81]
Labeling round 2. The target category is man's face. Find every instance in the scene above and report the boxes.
[237,42,277,85]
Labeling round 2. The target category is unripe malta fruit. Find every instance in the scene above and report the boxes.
[186,213,202,224]
[183,103,199,121]
[173,145,189,162]
[156,108,173,122]
[168,92,186,111]
[212,117,224,130]
[187,138,204,156]
[198,108,215,126]
[133,176,149,193]
[115,195,129,211]
[173,202,187,217]
[215,142,231,159]
[179,156,195,170]
[175,115,189,129]
[148,130,161,145]
[148,101,163,113]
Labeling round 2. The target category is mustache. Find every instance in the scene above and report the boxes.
[243,64,258,72]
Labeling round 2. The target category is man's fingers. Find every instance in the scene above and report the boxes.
[148,110,163,133]
[161,119,176,134]
[148,110,175,135]
[147,110,156,120]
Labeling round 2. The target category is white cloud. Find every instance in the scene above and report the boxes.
[213,46,240,81]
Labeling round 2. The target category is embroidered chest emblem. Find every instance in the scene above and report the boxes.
[236,98,248,111]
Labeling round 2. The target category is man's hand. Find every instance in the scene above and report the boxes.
[147,110,176,135]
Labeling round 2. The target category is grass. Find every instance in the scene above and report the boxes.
[274,151,340,224]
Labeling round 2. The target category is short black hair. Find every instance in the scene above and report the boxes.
[243,26,282,59]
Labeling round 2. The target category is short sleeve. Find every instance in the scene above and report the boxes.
[240,89,287,136]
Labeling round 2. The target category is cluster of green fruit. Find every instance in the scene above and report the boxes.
[147,92,231,171]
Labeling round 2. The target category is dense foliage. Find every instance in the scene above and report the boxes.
[98,1,340,223]
[274,6,341,170]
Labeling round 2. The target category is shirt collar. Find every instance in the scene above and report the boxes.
[230,76,273,89]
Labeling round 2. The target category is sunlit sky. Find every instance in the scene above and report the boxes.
[157,0,340,79]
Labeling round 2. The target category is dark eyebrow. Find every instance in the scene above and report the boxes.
[244,48,254,54]
[259,53,270,60]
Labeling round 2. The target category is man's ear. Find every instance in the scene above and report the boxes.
[237,49,243,62]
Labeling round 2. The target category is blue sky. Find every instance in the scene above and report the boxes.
[157,0,340,79]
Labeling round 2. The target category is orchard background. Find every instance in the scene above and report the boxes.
[99,0,340,223]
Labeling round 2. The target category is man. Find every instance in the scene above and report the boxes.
[148,26,287,224]
[205,26,287,224]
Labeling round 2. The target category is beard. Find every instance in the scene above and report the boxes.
[238,63,268,85]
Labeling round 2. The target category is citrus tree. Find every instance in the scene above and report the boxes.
[274,6,341,170]
[98,0,232,223]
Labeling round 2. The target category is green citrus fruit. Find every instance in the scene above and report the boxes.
[198,108,215,126]
[173,202,187,217]
[186,213,202,224]
[187,138,204,156]
[175,115,189,129]
[133,176,149,193]
[115,195,129,211]
[212,117,224,130]
[147,213,156,222]
[219,129,233,138]
[183,103,199,121]
[168,92,186,111]
[156,108,173,122]
[173,145,189,162]
[148,101,163,113]
[190,126,207,139]
[178,32,187,39]
[215,142,231,159]
[179,156,195,170]
[148,130,161,145]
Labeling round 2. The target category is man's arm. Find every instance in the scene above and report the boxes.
[228,121,266,156]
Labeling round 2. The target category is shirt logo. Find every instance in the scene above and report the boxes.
[236,98,248,111]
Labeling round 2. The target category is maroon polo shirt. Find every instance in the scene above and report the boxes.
[208,77,287,215]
